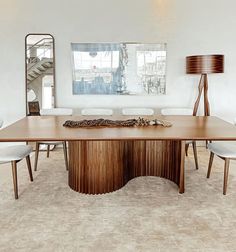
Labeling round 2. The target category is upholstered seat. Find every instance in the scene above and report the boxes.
[207,120,236,194]
[0,119,33,199]
[81,108,113,116]
[38,141,64,145]
[208,142,236,159]
[0,145,33,162]
[122,108,154,116]
[34,108,73,171]
[186,140,193,144]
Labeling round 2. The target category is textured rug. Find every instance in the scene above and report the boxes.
[0,147,236,252]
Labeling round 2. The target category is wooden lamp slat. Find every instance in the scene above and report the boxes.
[186,55,224,74]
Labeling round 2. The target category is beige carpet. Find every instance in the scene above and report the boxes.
[0,147,236,252]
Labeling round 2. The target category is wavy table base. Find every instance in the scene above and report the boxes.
[68,140,185,194]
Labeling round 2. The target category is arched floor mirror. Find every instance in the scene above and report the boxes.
[25,33,55,115]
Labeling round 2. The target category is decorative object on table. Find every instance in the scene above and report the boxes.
[186,54,224,116]
[63,117,172,128]
[71,43,167,95]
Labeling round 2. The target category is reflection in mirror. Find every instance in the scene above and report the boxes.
[71,43,166,95]
[25,34,55,115]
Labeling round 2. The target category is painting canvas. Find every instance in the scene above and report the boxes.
[71,43,166,95]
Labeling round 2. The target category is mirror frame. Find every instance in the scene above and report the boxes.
[25,33,56,115]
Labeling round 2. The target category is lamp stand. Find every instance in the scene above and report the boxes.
[193,74,210,116]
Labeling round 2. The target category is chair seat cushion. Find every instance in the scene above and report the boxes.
[0,145,33,162]
[186,140,193,144]
[208,142,236,158]
[38,141,63,145]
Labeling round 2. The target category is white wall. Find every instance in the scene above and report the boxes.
[0,0,236,126]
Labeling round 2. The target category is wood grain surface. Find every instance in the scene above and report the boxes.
[0,116,236,142]
[186,55,224,74]
[68,140,185,194]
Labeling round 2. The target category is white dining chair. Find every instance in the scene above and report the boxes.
[0,119,33,199]
[161,108,199,170]
[161,108,193,116]
[122,108,154,116]
[207,119,236,195]
[40,108,73,116]
[81,108,113,116]
[34,108,73,171]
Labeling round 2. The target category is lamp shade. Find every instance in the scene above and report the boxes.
[186,55,224,74]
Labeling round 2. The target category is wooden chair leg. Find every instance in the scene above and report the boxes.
[47,145,50,158]
[63,141,69,171]
[185,143,189,156]
[207,152,214,178]
[26,155,33,182]
[11,161,18,199]
[192,141,199,170]
[223,158,230,195]
[34,142,40,171]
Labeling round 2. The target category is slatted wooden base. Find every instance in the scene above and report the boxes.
[68,140,185,194]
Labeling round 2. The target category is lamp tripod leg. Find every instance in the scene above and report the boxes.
[203,74,211,147]
[193,74,204,116]
[193,74,211,148]
[203,74,210,116]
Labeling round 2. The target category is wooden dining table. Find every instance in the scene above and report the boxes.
[0,115,236,195]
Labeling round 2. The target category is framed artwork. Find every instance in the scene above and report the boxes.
[71,43,167,95]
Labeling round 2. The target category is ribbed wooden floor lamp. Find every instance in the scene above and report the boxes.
[186,55,224,116]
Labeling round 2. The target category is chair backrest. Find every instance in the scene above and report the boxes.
[28,101,40,116]
[40,108,73,116]
[161,108,193,116]
[122,108,154,116]
[0,119,3,128]
[81,108,113,116]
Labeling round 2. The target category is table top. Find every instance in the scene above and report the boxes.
[0,115,236,142]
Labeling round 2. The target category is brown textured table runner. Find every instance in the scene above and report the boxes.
[63,117,172,128]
